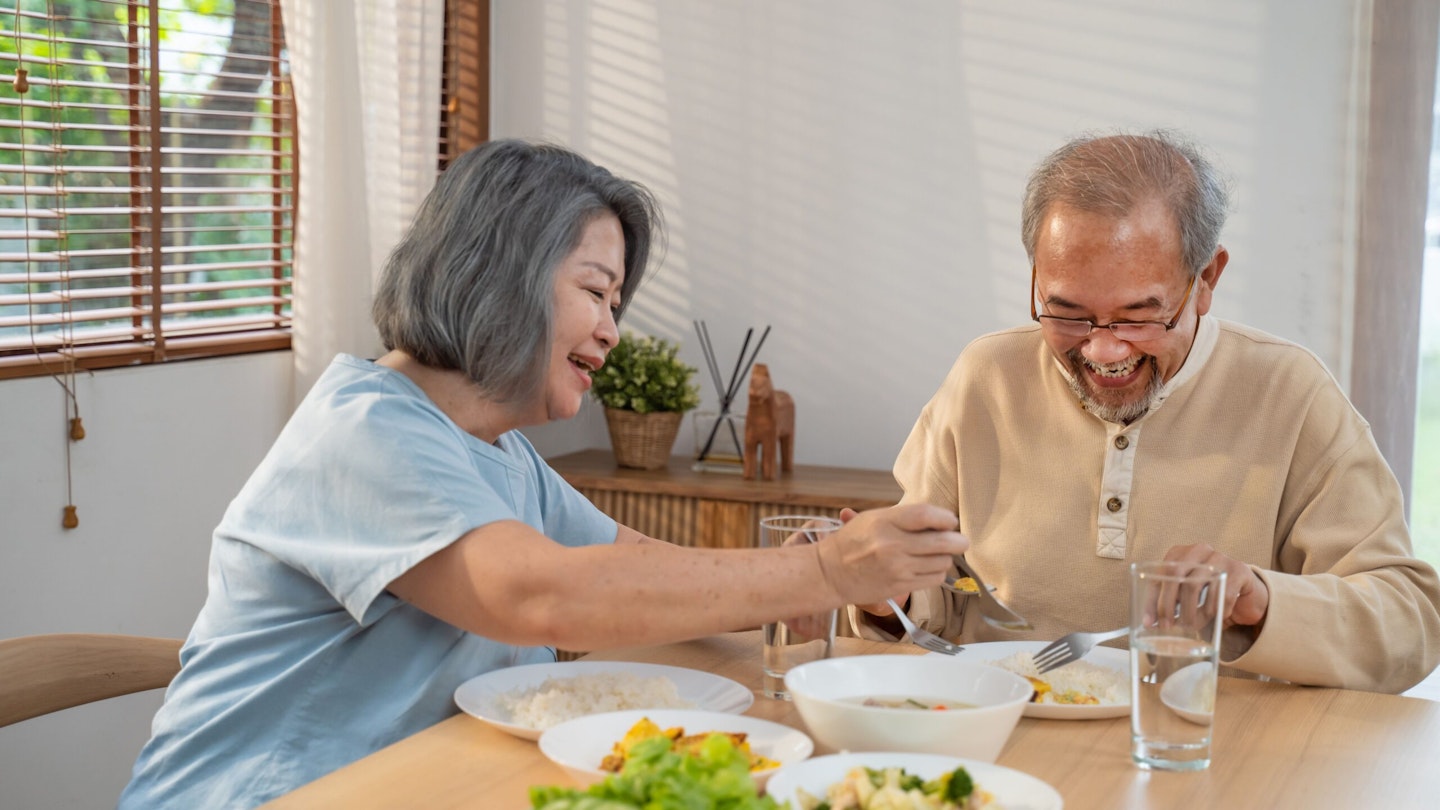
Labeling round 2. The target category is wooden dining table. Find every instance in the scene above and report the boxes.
[263,631,1440,809]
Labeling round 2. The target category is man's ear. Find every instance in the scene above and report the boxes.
[1195,246,1228,316]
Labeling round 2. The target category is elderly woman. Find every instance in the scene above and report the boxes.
[119,140,966,808]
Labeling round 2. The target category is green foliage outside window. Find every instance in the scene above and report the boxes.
[0,0,292,354]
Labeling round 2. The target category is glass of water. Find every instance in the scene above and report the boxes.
[1129,560,1226,771]
[758,515,842,700]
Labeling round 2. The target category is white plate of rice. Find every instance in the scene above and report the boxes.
[927,641,1130,719]
[454,661,754,740]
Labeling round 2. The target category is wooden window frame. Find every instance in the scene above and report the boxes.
[0,0,294,381]
[441,0,488,170]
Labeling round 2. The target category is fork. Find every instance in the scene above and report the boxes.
[952,557,1034,632]
[884,598,965,655]
[799,528,962,655]
[1032,627,1130,674]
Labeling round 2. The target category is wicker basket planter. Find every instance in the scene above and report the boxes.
[604,408,683,470]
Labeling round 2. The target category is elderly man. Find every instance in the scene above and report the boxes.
[854,131,1440,694]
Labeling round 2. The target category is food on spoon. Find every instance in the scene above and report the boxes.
[952,576,980,593]
[599,716,779,774]
[796,764,996,810]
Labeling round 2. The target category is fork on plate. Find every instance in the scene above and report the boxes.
[884,598,964,655]
[1032,626,1130,674]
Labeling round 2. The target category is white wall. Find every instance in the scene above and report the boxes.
[0,352,293,809]
[505,0,1365,469]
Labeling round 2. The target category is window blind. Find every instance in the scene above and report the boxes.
[441,0,487,169]
[0,0,293,380]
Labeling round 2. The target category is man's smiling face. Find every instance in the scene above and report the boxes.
[1032,199,1221,423]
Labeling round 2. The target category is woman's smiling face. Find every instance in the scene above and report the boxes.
[537,212,626,424]
[1032,199,1223,423]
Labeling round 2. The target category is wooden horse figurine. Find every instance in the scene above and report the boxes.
[743,363,794,480]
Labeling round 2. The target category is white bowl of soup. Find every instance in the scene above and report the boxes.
[783,655,1032,762]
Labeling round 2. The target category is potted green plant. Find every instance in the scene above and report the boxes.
[590,332,702,469]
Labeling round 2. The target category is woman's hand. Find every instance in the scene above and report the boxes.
[835,508,902,618]
[814,503,968,607]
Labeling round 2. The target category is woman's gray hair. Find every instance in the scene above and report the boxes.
[1020,130,1230,276]
[372,139,663,402]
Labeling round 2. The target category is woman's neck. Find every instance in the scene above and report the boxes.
[375,350,516,443]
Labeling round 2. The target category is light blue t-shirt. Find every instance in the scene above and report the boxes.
[119,355,617,809]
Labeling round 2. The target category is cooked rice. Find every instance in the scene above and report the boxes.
[990,651,1127,704]
[500,672,695,730]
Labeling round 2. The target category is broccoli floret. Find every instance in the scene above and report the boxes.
[940,766,974,802]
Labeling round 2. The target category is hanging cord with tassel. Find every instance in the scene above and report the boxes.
[13,0,83,528]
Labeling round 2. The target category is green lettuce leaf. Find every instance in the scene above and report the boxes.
[529,733,785,810]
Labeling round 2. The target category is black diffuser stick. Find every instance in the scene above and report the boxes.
[694,320,725,396]
[721,327,754,410]
[697,327,754,461]
[729,325,771,406]
[694,321,727,461]
[700,321,746,457]
[716,325,771,456]
[691,321,725,461]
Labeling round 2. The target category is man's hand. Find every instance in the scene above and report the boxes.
[1162,543,1269,628]
[814,503,968,608]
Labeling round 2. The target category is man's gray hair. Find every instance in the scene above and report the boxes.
[372,139,663,403]
[1020,130,1230,276]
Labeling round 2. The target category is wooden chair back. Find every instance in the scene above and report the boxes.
[0,633,182,728]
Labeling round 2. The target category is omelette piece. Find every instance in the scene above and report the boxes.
[601,718,779,773]
[1024,676,1101,705]
[599,717,682,772]
[1025,676,1051,703]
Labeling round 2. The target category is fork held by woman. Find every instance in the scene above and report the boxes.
[884,598,965,655]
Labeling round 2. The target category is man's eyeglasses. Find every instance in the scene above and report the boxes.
[1030,265,1196,342]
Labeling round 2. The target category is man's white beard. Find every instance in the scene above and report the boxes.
[1065,351,1163,424]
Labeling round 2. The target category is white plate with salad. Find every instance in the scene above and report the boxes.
[765,752,1062,810]
[538,708,812,790]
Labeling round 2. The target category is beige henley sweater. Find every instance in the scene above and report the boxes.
[854,316,1440,694]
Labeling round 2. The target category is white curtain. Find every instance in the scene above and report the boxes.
[279,0,447,402]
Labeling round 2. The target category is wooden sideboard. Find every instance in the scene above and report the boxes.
[545,449,902,549]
